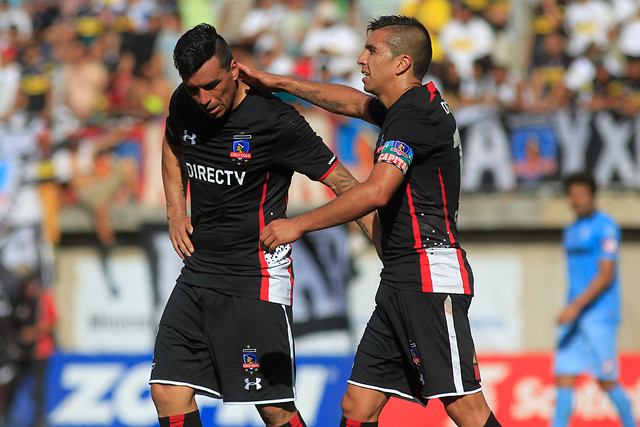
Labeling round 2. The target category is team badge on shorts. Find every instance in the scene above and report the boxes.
[230,135,252,163]
[242,347,260,373]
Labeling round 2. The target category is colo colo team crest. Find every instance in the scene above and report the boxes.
[230,134,252,163]
[243,347,260,373]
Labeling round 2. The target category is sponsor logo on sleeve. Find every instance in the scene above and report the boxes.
[376,140,414,174]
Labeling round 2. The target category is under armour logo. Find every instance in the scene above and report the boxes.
[183,130,197,144]
[244,377,262,390]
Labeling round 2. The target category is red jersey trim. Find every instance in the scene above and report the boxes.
[168,414,185,427]
[258,173,271,301]
[438,169,471,294]
[406,182,433,292]
[426,81,436,103]
[318,159,338,181]
[288,413,306,427]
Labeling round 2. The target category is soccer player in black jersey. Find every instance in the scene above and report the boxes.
[149,24,378,427]
[240,15,501,427]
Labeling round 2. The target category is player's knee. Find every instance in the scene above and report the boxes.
[150,383,195,415]
[340,387,386,421]
[256,402,297,425]
[442,392,491,424]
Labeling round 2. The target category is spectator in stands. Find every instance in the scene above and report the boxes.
[68,126,139,296]
[584,57,623,112]
[14,40,53,124]
[527,0,566,70]
[439,1,494,79]
[485,59,525,111]
[553,171,636,427]
[153,5,182,89]
[254,32,295,76]
[59,34,109,124]
[238,0,284,48]
[617,7,640,58]
[459,55,493,106]
[301,0,360,81]
[528,28,572,111]
[279,0,312,59]
[618,55,640,116]
[563,0,614,58]
[0,0,32,43]
[128,54,173,120]
[562,43,623,110]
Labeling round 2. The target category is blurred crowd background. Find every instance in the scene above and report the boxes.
[0,0,639,426]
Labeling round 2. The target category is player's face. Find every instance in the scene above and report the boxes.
[357,29,397,95]
[567,182,595,218]
[184,56,239,119]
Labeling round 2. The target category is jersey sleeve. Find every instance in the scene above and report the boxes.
[597,219,620,261]
[377,100,456,176]
[164,87,183,146]
[366,96,386,126]
[273,106,337,181]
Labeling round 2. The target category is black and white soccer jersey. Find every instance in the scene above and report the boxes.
[165,86,337,305]
[366,82,474,295]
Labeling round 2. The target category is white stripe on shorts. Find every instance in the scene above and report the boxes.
[281,304,297,399]
[444,295,464,393]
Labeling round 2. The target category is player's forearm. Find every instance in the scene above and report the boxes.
[277,76,369,119]
[162,138,188,219]
[571,271,614,312]
[294,182,385,236]
[322,162,379,242]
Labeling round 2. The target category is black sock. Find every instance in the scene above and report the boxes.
[158,410,202,427]
[278,411,307,427]
[483,412,501,427]
[339,416,378,427]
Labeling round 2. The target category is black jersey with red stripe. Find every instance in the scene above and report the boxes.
[165,85,337,305]
[366,82,474,295]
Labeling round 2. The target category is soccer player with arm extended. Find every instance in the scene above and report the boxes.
[553,171,635,427]
[150,23,377,427]
[240,14,501,427]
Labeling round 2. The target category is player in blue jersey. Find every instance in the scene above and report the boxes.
[240,15,500,427]
[553,171,635,427]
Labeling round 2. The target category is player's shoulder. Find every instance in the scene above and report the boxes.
[240,88,301,121]
[593,211,620,235]
[593,210,619,227]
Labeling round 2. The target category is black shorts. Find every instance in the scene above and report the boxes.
[149,282,297,405]
[349,283,482,403]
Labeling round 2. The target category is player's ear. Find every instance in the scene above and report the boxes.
[230,59,239,80]
[396,54,412,76]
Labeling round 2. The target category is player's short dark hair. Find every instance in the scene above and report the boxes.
[563,171,597,195]
[173,23,233,80]
[367,15,432,80]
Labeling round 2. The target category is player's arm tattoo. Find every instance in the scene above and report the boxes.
[292,89,348,113]
[326,163,373,239]
[332,162,359,194]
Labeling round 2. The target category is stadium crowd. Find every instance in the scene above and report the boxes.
[0,0,639,425]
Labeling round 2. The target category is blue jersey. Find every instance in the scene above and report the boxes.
[563,210,620,323]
